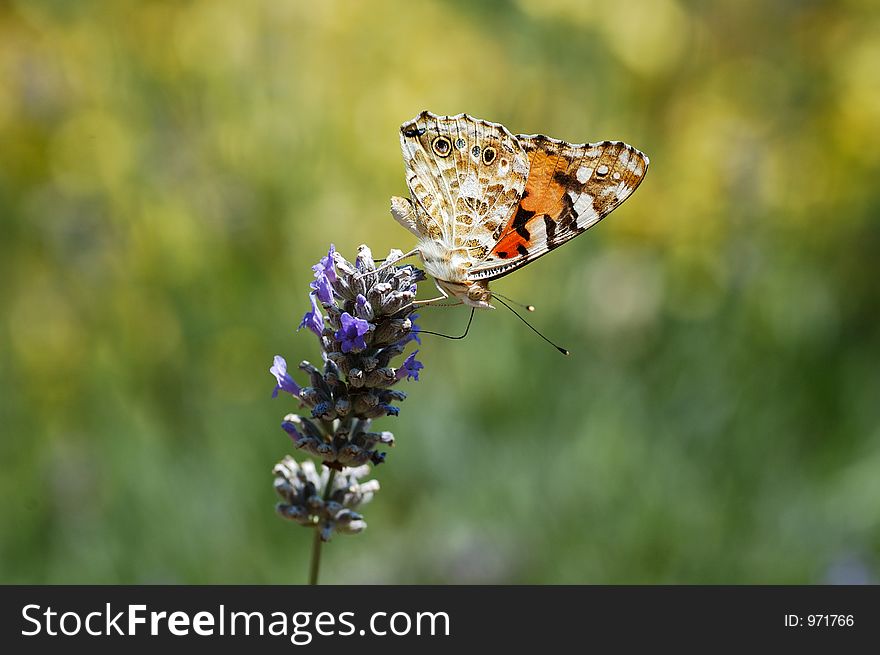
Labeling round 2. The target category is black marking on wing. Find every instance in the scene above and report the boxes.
[512,205,535,240]
[558,191,579,233]
[543,214,557,247]
[552,169,579,188]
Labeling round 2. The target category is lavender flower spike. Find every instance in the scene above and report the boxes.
[272,244,426,551]
[279,244,426,464]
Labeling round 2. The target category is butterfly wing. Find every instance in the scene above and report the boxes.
[398,111,529,256]
[467,136,649,281]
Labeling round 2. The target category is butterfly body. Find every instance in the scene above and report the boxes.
[393,111,649,308]
[408,237,493,308]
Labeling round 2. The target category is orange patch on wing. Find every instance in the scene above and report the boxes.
[489,150,571,259]
[518,150,570,219]
[492,230,529,259]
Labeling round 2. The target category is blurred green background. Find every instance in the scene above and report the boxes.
[2,0,879,584]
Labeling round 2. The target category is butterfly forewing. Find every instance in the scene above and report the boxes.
[467,137,649,281]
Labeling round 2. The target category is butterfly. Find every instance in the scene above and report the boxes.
[390,111,649,308]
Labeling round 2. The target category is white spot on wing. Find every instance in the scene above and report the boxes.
[490,205,508,222]
[460,171,480,198]
[576,166,593,183]
[402,140,418,160]
[615,180,632,198]
[570,190,595,217]
[626,157,643,175]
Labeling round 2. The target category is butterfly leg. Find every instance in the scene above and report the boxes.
[412,295,451,307]
[410,279,451,307]
[413,297,463,307]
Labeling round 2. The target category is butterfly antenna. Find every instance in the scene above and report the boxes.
[416,307,475,340]
[495,296,569,356]
[492,291,535,313]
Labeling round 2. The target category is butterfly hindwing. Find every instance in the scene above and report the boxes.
[398,111,529,256]
[467,136,649,281]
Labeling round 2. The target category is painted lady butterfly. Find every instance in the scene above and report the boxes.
[391,111,649,308]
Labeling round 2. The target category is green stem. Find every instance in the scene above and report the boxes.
[308,467,337,585]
